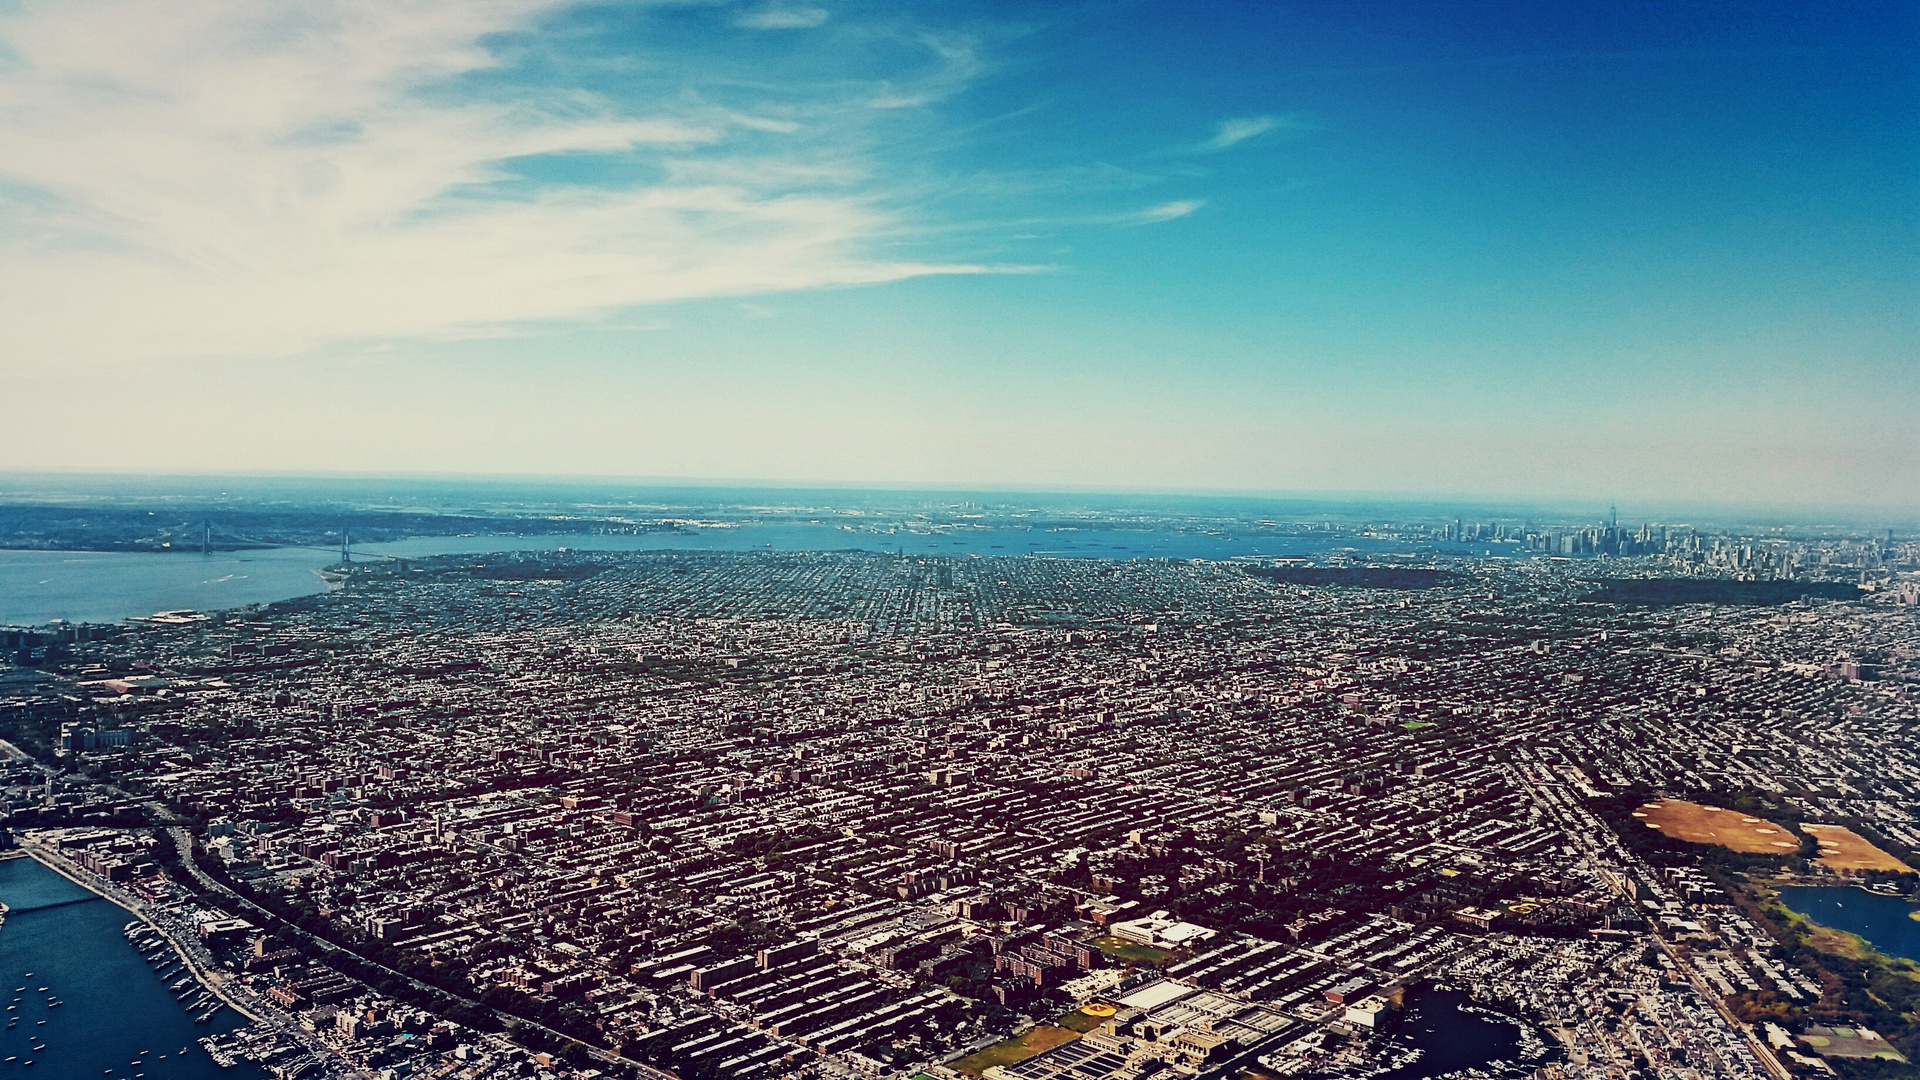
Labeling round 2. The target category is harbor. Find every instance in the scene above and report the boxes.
[0,856,265,1080]
[125,923,227,1027]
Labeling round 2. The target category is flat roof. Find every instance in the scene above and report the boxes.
[1117,979,1197,1011]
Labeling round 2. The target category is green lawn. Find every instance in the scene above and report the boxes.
[1054,1009,1109,1034]
[950,1026,1082,1076]
[1092,936,1175,965]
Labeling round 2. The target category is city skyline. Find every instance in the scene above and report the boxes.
[1,1,1914,507]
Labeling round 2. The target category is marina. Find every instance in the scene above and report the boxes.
[1370,986,1547,1080]
[122,929,225,1026]
[0,858,263,1080]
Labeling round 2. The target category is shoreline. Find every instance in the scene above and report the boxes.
[16,841,265,1025]
[1764,883,1920,967]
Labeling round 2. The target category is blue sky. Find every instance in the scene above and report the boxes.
[0,1,1913,509]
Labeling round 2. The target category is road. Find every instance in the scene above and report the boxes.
[19,837,342,1068]
[1513,766,1791,1080]
[161,827,679,1080]
[0,730,677,1080]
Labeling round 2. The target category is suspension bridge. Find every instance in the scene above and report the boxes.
[193,521,400,563]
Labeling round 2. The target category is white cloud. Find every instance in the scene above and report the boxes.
[734,6,829,30]
[1203,114,1285,151]
[1132,199,1203,224]
[0,0,997,368]
[867,32,984,110]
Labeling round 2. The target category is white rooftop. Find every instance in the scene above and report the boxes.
[1117,979,1198,1011]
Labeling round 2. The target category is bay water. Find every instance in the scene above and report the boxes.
[0,857,262,1080]
[0,525,1470,627]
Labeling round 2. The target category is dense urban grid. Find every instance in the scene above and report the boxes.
[1,516,1916,1080]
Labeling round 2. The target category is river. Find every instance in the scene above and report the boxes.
[0,856,263,1080]
[0,525,1485,627]
[1778,885,1920,962]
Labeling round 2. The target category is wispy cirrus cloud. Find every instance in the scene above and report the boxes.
[734,6,830,30]
[1200,113,1312,151]
[1131,199,1203,224]
[0,0,1011,368]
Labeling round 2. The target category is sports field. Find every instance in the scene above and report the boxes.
[1799,1025,1910,1062]
[1055,1005,1114,1033]
[1802,824,1914,872]
[950,1025,1081,1076]
[1634,799,1800,853]
[1092,936,1175,965]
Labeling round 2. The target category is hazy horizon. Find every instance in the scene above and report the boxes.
[1,468,1912,531]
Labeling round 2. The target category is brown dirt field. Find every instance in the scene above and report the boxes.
[1635,800,1799,853]
[1802,824,1914,873]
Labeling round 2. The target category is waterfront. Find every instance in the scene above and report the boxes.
[0,524,1470,627]
[0,857,262,1080]
[1778,885,1920,963]
[1375,987,1536,1080]
[0,547,343,628]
